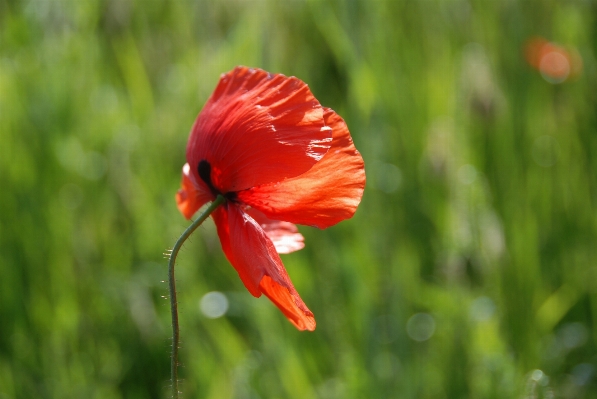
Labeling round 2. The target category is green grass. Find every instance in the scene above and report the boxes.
[1,0,596,398]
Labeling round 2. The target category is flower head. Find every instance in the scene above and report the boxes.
[176,66,365,330]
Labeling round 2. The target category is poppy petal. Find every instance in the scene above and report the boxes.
[259,275,316,331]
[212,203,315,330]
[238,109,365,229]
[186,66,332,194]
[176,163,214,219]
[245,207,305,254]
[211,205,259,295]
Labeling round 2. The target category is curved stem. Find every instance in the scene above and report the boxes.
[168,195,226,399]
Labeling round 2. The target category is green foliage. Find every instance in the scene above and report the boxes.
[1,0,596,398]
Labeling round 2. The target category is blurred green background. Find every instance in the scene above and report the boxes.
[2,0,597,398]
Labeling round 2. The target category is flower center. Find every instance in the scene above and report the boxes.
[198,160,237,201]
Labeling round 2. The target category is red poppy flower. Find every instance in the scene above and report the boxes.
[524,37,582,83]
[176,66,365,331]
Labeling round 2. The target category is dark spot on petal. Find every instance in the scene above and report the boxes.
[225,191,237,202]
[198,159,237,201]
[198,160,212,187]
[198,159,220,197]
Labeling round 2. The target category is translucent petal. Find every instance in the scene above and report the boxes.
[212,204,315,330]
[176,163,213,219]
[238,109,365,228]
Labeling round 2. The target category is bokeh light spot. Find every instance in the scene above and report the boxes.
[369,161,402,193]
[406,313,436,342]
[470,296,496,322]
[199,291,229,319]
[559,322,588,349]
[531,369,544,382]
[540,51,570,84]
[458,164,477,185]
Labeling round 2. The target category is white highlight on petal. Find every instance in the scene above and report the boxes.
[262,221,305,254]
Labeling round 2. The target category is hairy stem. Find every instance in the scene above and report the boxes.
[168,195,226,399]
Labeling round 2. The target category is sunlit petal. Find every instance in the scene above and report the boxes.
[245,207,305,254]
[238,109,365,228]
[176,163,213,219]
[186,67,332,194]
[212,204,315,329]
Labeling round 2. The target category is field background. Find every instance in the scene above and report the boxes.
[2,0,597,398]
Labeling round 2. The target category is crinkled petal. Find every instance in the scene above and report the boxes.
[186,66,332,194]
[238,109,365,229]
[176,163,214,219]
[212,203,315,330]
[245,207,305,254]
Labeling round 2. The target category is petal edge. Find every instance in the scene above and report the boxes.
[176,163,213,219]
[212,204,315,330]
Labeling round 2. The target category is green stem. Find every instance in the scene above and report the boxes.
[168,195,226,399]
